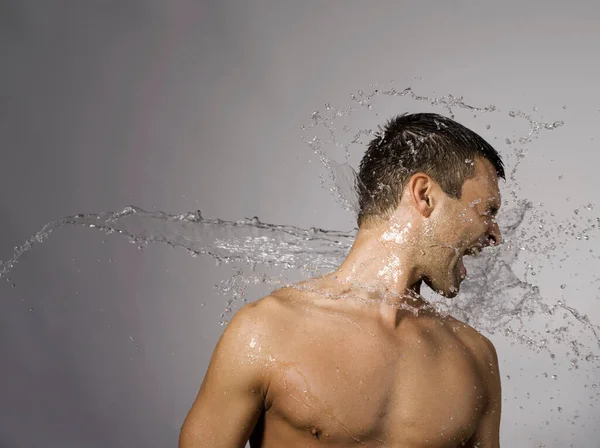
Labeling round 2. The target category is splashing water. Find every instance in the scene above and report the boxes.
[2,84,599,443]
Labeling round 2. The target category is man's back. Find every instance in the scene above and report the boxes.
[180,283,501,447]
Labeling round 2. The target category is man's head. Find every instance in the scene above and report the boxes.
[356,113,505,297]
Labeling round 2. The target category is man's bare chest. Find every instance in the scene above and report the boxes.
[261,332,486,447]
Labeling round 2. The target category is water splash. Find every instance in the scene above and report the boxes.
[0,86,590,348]
[1,84,598,442]
[298,84,600,358]
[1,190,598,363]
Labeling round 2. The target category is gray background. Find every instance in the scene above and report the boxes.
[2,1,600,447]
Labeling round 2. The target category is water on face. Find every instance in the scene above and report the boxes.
[1,83,599,445]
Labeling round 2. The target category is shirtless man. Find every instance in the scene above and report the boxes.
[179,113,505,447]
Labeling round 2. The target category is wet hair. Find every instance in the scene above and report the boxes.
[357,112,505,228]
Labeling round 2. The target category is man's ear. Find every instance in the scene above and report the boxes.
[408,173,433,218]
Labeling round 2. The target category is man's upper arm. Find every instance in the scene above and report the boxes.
[469,337,502,448]
[179,302,271,448]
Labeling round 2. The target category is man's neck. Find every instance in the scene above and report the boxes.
[331,224,424,299]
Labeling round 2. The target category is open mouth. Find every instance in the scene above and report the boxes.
[458,244,483,280]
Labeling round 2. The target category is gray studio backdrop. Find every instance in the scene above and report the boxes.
[2,1,600,447]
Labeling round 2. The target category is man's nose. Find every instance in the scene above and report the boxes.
[486,220,502,247]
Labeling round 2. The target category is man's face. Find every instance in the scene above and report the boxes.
[423,158,502,298]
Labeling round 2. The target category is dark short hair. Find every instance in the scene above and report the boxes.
[357,112,505,228]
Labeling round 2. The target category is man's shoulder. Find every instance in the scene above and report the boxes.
[228,287,304,334]
[443,316,498,365]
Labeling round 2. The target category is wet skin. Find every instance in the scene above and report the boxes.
[180,158,502,447]
[179,287,501,447]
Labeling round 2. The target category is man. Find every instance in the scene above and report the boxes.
[180,113,505,447]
